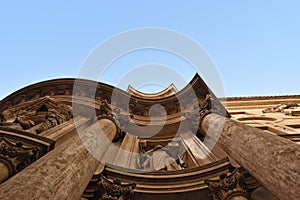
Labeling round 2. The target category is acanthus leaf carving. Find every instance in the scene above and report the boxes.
[0,137,38,174]
[183,94,226,132]
[205,168,250,200]
[95,175,136,200]
[98,100,113,117]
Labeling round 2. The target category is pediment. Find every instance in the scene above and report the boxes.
[0,97,72,134]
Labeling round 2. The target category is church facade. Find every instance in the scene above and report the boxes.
[0,75,299,200]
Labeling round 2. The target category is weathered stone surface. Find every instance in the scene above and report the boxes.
[0,162,10,183]
[201,113,300,200]
[251,186,279,200]
[0,118,118,200]
[0,134,98,200]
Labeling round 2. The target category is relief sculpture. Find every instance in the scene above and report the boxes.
[263,102,300,116]
[0,137,38,183]
[0,96,73,134]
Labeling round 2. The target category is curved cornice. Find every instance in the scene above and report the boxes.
[104,158,231,194]
[222,95,300,101]
[127,83,178,99]
[0,74,202,106]
[0,74,228,125]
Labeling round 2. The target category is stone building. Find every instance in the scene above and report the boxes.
[0,74,299,200]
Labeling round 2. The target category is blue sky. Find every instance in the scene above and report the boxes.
[0,1,299,100]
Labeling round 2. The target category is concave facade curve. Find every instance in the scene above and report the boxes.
[0,74,299,200]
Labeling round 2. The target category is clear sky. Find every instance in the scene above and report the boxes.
[0,1,299,100]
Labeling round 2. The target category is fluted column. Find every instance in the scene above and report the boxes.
[201,113,300,200]
[0,117,119,200]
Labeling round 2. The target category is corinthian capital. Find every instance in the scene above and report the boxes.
[205,169,249,200]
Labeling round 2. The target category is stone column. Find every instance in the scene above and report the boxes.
[0,117,120,200]
[251,186,279,200]
[201,113,300,200]
[0,163,10,183]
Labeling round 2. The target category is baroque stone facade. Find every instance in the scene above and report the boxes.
[0,74,299,200]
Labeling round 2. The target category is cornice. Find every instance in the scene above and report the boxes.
[103,157,231,193]
[0,74,228,126]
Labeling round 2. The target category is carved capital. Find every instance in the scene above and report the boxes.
[205,169,250,200]
[184,94,226,132]
[82,174,136,200]
[0,137,38,182]
[98,100,114,117]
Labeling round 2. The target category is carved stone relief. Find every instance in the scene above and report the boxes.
[98,100,113,117]
[0,137,39,183]
[36,103,73,133]
[263,102,300,116]
[138,141,186,171]
[0,97,73,134]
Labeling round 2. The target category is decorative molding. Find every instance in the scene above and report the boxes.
[222,95,300,102]
[0,74,227,121]
[262,102,299,116]
[103,158,232,194]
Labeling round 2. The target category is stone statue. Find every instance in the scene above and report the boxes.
[263,102,299,113]
[99,100,113,116]
[36,104,72,133]
[0,97,73,133]
[0,110,36,131]
[141,144,181,171]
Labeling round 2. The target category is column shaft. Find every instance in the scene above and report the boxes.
[201,113,300,200]
[0,118,118,200]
